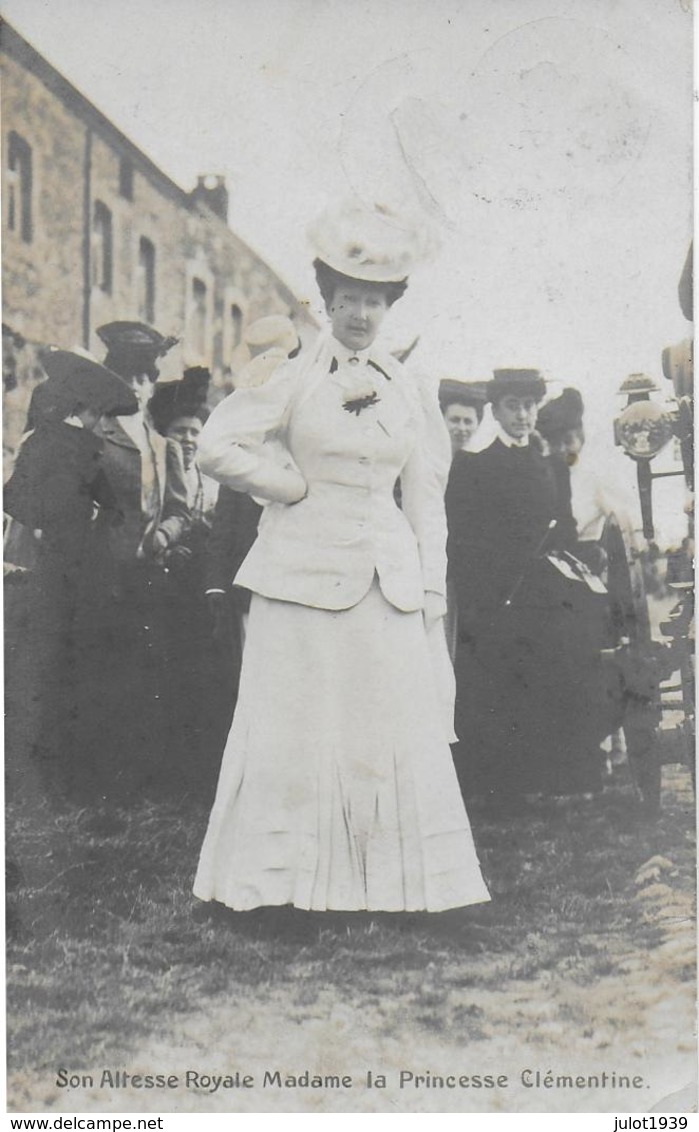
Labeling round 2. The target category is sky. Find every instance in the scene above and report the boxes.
[1,0,693,541]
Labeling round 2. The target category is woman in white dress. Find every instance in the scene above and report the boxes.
[193,203,490,913]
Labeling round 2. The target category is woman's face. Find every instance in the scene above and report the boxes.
[443,402,481,455]
[167,415,202,469]
[551,427,585,462]
[328,281,389,352]
[492,395,539,441]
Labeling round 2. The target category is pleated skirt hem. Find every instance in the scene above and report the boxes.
[194,582,490,914]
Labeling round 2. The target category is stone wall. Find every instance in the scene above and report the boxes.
[1,52,85,347]
[1,25,316,473]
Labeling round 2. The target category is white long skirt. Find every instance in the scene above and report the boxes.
[193,581,490,912]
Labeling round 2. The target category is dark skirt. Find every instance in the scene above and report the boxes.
[452,557,619,800]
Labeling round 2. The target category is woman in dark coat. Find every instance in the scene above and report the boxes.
[83,322,192,802]
[446,369,611,806]
[147,368,227,798]
[4,348,138,798]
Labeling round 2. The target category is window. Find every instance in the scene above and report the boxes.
[137,237,156,323]
[92,201,113,293]
[191,278,208,358]
[221,289,247,367]
[119,157,134,200]
[230,304,243,353]
[7,131,32,242]
[7,166,17,232]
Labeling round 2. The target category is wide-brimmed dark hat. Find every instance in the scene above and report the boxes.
[537,387,584,439]
[96,321,179,358]
[148,366,211,436]
[487,368,547,403]
[39,347,139,417]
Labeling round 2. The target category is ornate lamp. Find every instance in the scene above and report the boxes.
[613,372,688,539]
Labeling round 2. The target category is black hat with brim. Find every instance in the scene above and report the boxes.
[487,368,547,403]
[40,348,139,416]
[96,321,179,358]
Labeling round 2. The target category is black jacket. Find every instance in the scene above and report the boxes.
[445,437,576,626]
[4,422,119,585]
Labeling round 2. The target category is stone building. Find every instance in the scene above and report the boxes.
[1,20,316,472]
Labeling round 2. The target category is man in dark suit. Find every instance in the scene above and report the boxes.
[446,369,606,806]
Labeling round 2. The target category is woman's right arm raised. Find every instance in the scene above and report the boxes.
[197,363,307,505]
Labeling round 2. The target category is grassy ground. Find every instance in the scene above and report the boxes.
[6,758,695,1112]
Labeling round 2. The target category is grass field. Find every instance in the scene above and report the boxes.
[6,759,695,1114]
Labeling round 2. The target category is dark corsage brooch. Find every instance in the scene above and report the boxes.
[343,391,381,415]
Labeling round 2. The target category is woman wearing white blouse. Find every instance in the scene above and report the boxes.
[193,203,489,913]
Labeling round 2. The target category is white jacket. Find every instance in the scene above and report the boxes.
[197,332,451,612]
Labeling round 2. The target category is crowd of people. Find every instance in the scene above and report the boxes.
[4,200,633,914]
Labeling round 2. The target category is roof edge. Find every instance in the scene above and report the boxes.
[1,19,189,206]
[0,18,319,326]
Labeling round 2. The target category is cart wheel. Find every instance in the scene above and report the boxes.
[600,515,662,815]
[602,516,651,647]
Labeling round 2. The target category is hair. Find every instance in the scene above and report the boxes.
[168,403,209,427]
[488,385,546,408]
[313,258,408,310]
[439,389,484,422]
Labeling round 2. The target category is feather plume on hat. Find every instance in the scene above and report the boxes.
[308,200,440,282]
[233,348,290,390]
[244,315,299,358]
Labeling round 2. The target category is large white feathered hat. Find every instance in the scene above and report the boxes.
[308,199,439,283]
[233,347,290,390]
[244,315,299,358]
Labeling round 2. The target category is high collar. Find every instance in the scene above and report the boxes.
[328,337,394,385]
[496,424,530,449]
[329,338,373,367]
[289,328,401,417]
